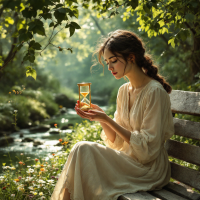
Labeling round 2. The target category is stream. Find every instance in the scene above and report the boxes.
[0,106,108,173]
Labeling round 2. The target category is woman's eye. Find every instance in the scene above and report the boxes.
[112,60,117,63]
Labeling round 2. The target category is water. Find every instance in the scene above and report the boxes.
[0,106,108,173]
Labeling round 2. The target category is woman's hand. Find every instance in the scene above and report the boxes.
[75,100,107,123]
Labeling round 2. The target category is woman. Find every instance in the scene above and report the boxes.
[51,30,174,200]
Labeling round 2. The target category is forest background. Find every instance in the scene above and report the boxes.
[0,0,200,198]
[0,0,200,131]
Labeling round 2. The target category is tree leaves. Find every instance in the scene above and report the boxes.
[26,66,37,80]
[65,22,81,37]
[28,20,46,36]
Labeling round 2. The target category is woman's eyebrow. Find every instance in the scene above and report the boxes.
[104,55,116,61]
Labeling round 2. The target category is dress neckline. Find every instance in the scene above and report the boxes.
[127,79,155,116]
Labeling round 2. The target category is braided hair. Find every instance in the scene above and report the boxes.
[93,30,172,94]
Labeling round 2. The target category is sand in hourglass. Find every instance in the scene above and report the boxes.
[80,92,89,98]
[80,92,90,111]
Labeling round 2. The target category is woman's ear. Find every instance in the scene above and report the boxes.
[129,54,135,62]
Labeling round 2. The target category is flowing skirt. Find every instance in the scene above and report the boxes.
[50,141,170,200]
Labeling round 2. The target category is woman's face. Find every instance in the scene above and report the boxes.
[103,48,130,80]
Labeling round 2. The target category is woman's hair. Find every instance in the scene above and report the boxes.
[92,29,172,94]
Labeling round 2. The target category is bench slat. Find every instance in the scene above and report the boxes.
[169,90,200,116]
[173,118,200,141]
[165,139,200,166]
[170,162,200,191]
[149,189,189,200]
[119,192,161,200]
[164,182,200,200]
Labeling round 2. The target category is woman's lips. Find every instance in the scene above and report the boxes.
[112,72,118,75]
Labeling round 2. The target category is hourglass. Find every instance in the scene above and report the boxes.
[77,82,92,111]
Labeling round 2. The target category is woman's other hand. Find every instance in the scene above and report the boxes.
[75,100,107,123]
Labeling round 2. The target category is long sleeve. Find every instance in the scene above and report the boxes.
[100,87,124,150]
[129,87,174,164]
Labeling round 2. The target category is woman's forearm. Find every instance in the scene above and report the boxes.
[104,116,131,144]
[100,122,116,143]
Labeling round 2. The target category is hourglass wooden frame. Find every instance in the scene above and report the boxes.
[77,82,92,111]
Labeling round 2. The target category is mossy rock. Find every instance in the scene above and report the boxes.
[54,93,75,108]
[0,136,14,147]
[29,125,50,133]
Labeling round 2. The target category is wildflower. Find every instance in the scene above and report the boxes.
[14,179,20,182]
[35,158,39,162]
[40,164,44,167]
[0,176,4,181]
[7,183,10,186]
[33,192,37,195]
[18,176,22,180]
[17,184,24,191]
[28,186,34,190]
[19,161,23,165]
[2,186,6,190]
[14,110,18,113]
[33,164,40,168]
[25,177,33,182]
[47,180,54,184]
[52,153,55,156]
[54,124,57,127]
[51,176,55,179]
[27,166,31,168]
[11,167,16,170]
[39,192,43,196]
[27,157,30,159]
[40,168,45,172]
[11,194,15,197]
[59,139,62,142]
[38,179,45,184]
[2,166,10,169]
[21,153,23,155]
[9,92,11,94]
[40,196,45,199]
[27,168,34,173]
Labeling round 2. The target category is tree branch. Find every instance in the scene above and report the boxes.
[90,14,105,35]
[184,22,196,35]
[0,12,18,72]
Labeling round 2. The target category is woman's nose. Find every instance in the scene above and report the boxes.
[108,64,113,71]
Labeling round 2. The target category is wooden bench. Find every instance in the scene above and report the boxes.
[118,90,200,200]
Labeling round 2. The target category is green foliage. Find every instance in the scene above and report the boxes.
[0,90,59,129]
[26,66,37,80]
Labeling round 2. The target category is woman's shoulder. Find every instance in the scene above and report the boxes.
[145,80,169,100]
[117,82,129,96]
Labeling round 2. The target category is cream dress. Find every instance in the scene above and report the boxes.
[51,79,175,200]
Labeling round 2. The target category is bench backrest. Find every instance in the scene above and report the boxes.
[165,90,200,191]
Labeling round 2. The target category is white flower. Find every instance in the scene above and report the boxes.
[39,192,43,196]
[20,153,23,155]
[27,165,31,168]
[47,179,54,184]
[11,194,15,197]
[17,184,24,191]
[28,186,34,190]
[11,167,16,170]
[38,179,46,184]
[2,166,10,169]
[33,165,40,168]
[27,157,30,159]
[0,176,4,180]
[14,110,18,113]
[25,177,33,182]
[40,196,45,199]
[27,168,34,173]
